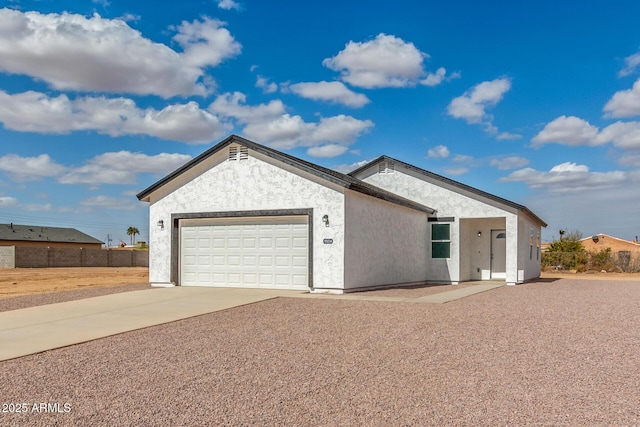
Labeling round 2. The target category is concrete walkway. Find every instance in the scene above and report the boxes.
[0,283,504,362]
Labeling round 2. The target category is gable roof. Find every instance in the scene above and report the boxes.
[580,233,640,248]
[137,135,436,214]
[349,155,547,227]
[0,223,104,245]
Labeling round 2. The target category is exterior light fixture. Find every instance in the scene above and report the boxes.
[477,231,482,237]
[322,215,330,227]
[157,220,164,229]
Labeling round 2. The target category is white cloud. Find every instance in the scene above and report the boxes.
[217,0,241,10]
[59,151,192,186]
[603,79,640,118]
[172,17,241,70]
[80,195,140,210]
[500,162,630,192]
[0,154,66,182]
[452,154,473,163]
[619,51,640,77]
[619,153,640,167]
[444,167,469,176]
[447,78,512,125]
[532,115,640,150]
[256,75,278,94]
[427,145,450,159]
[421,67,447,87]
[289,81,370,108]
[496,131,522,140]
[306,144,349,158]
[0,90,227,143]
[209,92,286,123]
[209,92,374,154]
[491,156,529,170]
[323,33,447,88]
[0,196,18,208]
[0,9,241,97]
[332,159,372,174]
[531,115,601,147]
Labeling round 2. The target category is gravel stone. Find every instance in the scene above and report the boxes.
[1,278,640,426]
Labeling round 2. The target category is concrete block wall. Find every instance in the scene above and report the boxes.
[0,246,15,268]
[13,247,148,268]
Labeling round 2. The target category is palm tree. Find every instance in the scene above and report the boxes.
[127,227,140,246]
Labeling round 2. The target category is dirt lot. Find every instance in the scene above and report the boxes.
[0,267,149,299]
[2,277,640,426]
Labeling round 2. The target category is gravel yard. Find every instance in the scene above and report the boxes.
[2,277,640,426]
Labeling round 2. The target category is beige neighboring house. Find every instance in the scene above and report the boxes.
[0,223,103,249]
[580,233,640,253]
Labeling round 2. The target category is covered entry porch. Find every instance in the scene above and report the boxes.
[459,217,518,285]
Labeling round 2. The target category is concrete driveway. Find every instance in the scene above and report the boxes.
[0,282,503,361]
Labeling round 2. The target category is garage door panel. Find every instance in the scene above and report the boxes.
[180,215,308,289]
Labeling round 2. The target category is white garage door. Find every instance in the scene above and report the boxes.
[180,216,309,289]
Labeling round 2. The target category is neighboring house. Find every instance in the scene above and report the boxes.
[580,233,640,253]
[137,135,546,292]
[0,223,104,249]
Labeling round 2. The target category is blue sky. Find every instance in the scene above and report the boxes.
[1,0,640,245]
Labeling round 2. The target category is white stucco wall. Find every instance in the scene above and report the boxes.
[518,214,543,281]
[146,144,346,290]
[343,189,430,289]
[357,166,534,284]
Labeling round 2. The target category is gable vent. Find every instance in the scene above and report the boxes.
[239,145,249,160]
[378,161,394,174]
[228,145,249,161]
[228,146,238,161]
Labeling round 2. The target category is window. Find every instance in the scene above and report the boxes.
[432,223,450,258]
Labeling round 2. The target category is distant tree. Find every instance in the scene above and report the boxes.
[127,227,140,246]
[548,230,584,253]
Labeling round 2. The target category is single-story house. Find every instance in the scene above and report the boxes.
[0,223,104,249]
[137,135,546,292]
[580,233,640,253]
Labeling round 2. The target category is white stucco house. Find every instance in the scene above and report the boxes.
[137,135,546,292]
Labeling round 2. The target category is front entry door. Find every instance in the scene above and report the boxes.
[491,229,507,279]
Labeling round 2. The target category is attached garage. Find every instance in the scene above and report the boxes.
[137,135,436,293]
[179,215,309,289]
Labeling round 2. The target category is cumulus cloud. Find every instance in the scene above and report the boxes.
[217,0,241,10]
[447,78,513,136]
[0,151,191,186]
[619,51,640,77]
[500,162,629,192]
[448,78,511,124]
[0,154,66,182]
[0,196,19,208]
[421,67,447,87]
[289,81,370,108]
[59,151,192,186]
[306,144,349,158]
[332,159,373,174]
[209,92,374,156]
[256,75,278,94]
[322,33,449,88]
[603,79,640,118]
[0,90,227,143]
[444,167,468,176]
[427,145,450,159]
[531,116,601,147]
[490,156,529,170]
[532,115,640,150]
[0,9,241,97]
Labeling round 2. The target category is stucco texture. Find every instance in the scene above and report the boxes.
[147,145,346,290]
[344,190,430,289]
